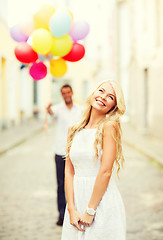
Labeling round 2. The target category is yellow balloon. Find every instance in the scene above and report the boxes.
[32,29,53,55]
[50,59,67,77]
[34,5,55,29]
[51,34,72,57]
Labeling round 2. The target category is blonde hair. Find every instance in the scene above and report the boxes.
[66,80,126,175]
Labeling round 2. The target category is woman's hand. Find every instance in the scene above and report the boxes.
[69,209,85,232]
[80,211,95,227]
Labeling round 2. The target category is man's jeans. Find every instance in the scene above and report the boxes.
[55,154,66,219]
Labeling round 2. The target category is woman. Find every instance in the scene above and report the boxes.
[61,80,126,240]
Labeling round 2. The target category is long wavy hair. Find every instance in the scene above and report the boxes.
[66,80,126,175]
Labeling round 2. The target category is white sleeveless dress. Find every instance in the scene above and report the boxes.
[61,128,126,240]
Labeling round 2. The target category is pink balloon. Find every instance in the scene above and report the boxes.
[69,20,90,42]
[29,62,47,81]
[10,24,28,42]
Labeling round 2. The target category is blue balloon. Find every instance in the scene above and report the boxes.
[49,11,72,37]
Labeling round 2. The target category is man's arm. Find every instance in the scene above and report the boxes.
[46,103,54,116]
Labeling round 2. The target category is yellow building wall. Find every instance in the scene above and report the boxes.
[0,17,20,128]
[0,57,7,120]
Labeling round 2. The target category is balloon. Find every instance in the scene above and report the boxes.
[63,43,85,62]
[29,62,47,80]
[69,20,90,41]
[20,18,35,36]
[10,24,28,42]
[31,28,53,55]
[50,59,67,77]
[15,42,38,64]
[34,5,55,29]
[49,11,72,37]
[51,34,72,57]
[9,5,89,80]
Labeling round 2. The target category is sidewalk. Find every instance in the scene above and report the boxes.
[0,118,44,156]
[122,122,163,167]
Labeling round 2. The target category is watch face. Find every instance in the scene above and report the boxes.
[87,208,95,215]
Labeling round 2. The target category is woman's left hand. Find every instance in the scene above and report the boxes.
[80,211,95,227]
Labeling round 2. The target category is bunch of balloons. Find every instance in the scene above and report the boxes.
[10,5,90,80]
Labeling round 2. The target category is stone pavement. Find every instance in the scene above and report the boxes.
[118,144,163,240]
[0,118,44,156]
[122,122,163,167]
[0,125,62,240]
[0,119,163,240]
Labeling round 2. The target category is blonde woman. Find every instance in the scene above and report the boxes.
[61,80,126,240]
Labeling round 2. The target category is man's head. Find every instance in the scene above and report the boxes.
[60,84,73,105]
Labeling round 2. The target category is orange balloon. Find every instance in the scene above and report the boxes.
[50,59,67,77]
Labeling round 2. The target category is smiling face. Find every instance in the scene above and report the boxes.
[61,87,73,105]
[90,82,117,115]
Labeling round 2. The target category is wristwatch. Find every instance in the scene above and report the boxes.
[86,207,96,216]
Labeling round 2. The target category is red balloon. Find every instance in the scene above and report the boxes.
[15,42,38,64]
[63,43,85,62]
[29,62,47,81]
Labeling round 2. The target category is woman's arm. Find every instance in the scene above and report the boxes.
[80,123,117,226]
[65,129,85,232]
[65,155,75,212]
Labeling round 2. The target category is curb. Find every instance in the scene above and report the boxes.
[0,127,42,156]
[123,138,163,168]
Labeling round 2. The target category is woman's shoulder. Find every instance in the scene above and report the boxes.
[103,121,118,138]
[103,120,118,130]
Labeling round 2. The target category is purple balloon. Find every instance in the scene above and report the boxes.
[29,62,47,81]
[69,20,90,42]
[10,24,28,42]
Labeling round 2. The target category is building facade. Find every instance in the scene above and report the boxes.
[116,0,163,138]
[0,13,52,129]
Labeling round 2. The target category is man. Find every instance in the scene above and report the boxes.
[46,84,82,226]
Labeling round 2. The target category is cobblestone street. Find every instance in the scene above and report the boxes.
[0,126,163,240]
